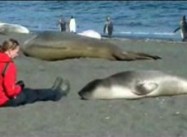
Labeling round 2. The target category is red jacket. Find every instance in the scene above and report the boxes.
[0,53,22,106]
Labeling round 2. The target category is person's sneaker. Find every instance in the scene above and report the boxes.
[60,79,70,96]
[51,77,63,90]
[51,77,70,101]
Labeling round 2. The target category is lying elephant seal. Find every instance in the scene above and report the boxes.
[0,22,30,34]
[78,70,187,100]
[22,31,161,61]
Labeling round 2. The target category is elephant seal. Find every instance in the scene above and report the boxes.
[22,31,161,61]
[78,70,187,100]
[173,15,187,41]
[0,22,29,34]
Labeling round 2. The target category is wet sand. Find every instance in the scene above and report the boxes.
[0,32,187,137]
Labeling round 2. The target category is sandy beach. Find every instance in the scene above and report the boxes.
[0,33,187,137]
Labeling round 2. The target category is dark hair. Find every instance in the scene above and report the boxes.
[0,38,20,52]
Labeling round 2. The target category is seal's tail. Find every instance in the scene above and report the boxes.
[113,51,161,61]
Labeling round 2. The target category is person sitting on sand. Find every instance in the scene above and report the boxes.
[0,39,70,107]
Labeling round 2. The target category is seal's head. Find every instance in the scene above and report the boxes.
[78,79,102,100]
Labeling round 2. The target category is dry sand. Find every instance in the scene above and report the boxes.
[0,33,187,137]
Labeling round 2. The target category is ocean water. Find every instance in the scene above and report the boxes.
[0,1,187,41]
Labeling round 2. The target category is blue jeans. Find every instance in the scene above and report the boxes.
[5,88,63,107]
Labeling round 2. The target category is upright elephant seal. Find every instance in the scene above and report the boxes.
[22,31,161,61]
[78,70,187,100]
[0,22,30,34]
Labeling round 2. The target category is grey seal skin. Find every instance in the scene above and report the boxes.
[22,31,161,61]
[78,70,187,100]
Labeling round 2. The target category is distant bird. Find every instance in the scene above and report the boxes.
[103,16,113,38]
[173,15,187,41]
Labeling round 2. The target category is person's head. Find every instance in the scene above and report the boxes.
[0,39,20,59]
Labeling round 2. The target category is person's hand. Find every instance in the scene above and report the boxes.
[16,80,25,90]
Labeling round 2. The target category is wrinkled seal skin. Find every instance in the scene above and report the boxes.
[78,70,187,100]
[22,31,161,61]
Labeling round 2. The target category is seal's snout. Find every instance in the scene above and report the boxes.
[79,95,88,100]
[78,79,101,100]
[78,91,84,99]
[78,90,89,100]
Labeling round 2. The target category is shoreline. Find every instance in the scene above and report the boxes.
[0,30,184,48]
[30,29,182,43]
[102,33,181,43]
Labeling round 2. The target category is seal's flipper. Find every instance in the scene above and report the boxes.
[125,51,161,60]
[134,82,158,95]
[133,52,161,60]
[113,51,161,61]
